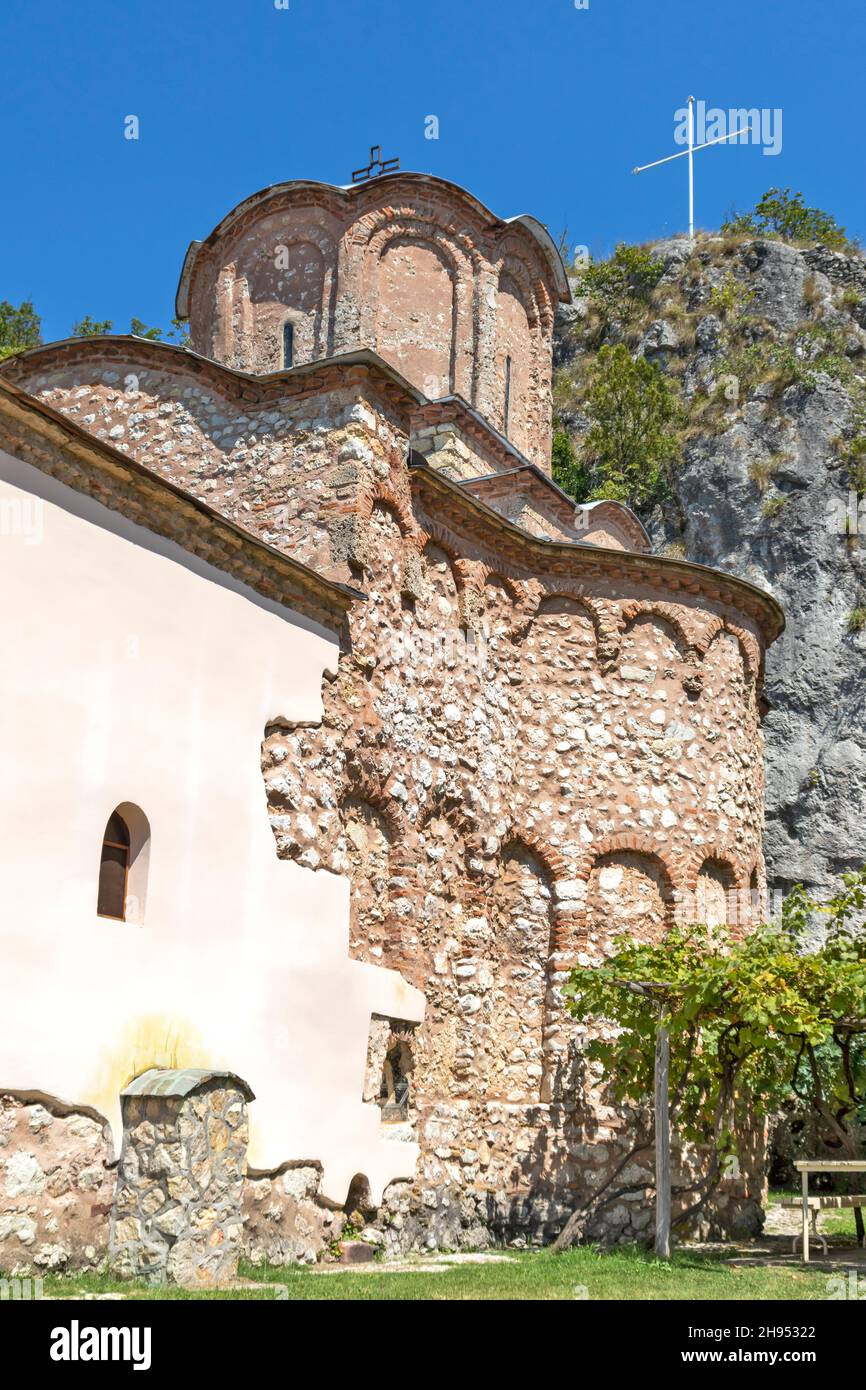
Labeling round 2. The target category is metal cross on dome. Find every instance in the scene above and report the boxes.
[351,145,400,184]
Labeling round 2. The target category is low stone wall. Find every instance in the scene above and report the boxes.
[0,1094,115,1275]
[242,1164,344,1265]
[0,1094,764,1274]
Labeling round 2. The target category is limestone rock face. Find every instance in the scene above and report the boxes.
[0,1095,115,1275]
[556,234,866,901]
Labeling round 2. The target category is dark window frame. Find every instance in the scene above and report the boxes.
[282,321,295,369]
[97,812,130,921]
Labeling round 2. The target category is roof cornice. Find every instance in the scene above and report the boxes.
[0,375,363,628]
[408,456,785,647]
[0,337,426,420]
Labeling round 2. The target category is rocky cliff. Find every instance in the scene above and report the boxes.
[554,234,866,900]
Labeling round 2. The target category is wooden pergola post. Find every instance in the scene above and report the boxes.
[655,1013,671,1259]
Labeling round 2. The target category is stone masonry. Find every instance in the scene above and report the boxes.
[108,1069,252,1286]
[0,1094,114,1275]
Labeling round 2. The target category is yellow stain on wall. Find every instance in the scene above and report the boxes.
[88,1014,219,1117]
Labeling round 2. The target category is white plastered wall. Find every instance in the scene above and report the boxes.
[0,448,424,1204]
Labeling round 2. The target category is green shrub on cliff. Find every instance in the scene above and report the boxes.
[575,243,666,326]
[551,427,591,505]
[581,344,681,508]
[723,188,849,250]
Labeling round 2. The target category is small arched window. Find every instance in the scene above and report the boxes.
[97,803,150,924]
[282,321,294,369]
[97,811,130,920]
[503,354,513,434]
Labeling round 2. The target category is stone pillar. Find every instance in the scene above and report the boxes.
[108,1067,254,1286]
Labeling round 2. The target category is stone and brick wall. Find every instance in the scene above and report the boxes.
[0,1094,114,1275]
[258,483,774,1244]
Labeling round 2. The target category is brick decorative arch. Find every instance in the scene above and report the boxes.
[698,618,760,684]
[679,845,746,895]
[477,565,526,607]
[620,600,708,693]
[520,590,611,667]
[351,205,483,273]
[582,833,679,901]
[620,601,699,658]
[498,825,568,882]
[353,213,481,396]
[493,253,542,329]
[360,482,420,541]
[415,793,477,841]
[678,847,750,934]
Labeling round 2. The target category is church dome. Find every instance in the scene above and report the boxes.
[176,172,570,467]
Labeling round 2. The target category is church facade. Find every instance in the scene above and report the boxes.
[0,171,783,1263]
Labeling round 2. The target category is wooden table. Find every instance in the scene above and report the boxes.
[793,1161,866,1262]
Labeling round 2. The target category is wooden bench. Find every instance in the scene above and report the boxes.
[792,1162,866,1262]
[780,1196,866,1255]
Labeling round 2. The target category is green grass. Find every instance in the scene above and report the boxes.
[768,1188,866,1238]
[40,1246,832,1302]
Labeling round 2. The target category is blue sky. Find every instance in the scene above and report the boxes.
[1,0,862,343]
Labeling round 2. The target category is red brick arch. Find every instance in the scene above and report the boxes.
[415,794,477,841]
[582,833,679,901]
[498,825,568,882]
[360,483,420,541]
[697,618,760,684]
[476,565,526,606]
[679,845,746,895]
[522,590,607,662]
[620,601,699,658]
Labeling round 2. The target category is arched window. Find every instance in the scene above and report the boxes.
[504,354,513,434]
[282,321,294,369]
[97,803,151,924]
[97,811,130,920]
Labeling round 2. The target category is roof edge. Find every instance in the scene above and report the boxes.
[174,172,571,317]
[0,374,364,621]
[408,454,785,645]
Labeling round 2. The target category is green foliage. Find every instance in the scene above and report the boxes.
[707,273,756,324]
[551,426,591,504]
[718,323,853,402]
[723,188,849,250]
[129,317,164,340]
[0,298,42,360]
[582,344,681,508]
[847,606,866,634]
[576,243,665,326]
[563,873,866,1230]
[833,384,866,491]
[761,493,789,519]
[71,315,113,337]
[1,300,191,355]
[792,321,855,384]
[129,316,191,346]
